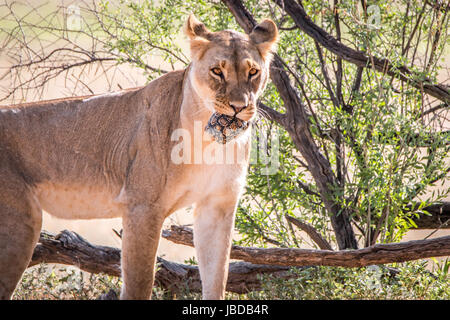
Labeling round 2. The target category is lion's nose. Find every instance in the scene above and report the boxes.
[230,102,248,113]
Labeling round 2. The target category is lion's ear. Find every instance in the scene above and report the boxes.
[184,14,211,60]
[249,19,279,59]
[184,14,211,39]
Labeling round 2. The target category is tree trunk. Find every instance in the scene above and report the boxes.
[222,0,359,250]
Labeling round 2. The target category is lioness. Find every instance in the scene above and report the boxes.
[0,15,278,300]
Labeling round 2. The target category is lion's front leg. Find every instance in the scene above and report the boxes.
[120,204,164,300]
[193,198,238,300]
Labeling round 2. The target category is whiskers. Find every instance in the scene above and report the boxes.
[256,106,269,120]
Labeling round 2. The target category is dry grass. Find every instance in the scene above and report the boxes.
[12,259,450,300]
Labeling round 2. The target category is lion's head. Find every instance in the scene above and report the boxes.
[184,15,278,122]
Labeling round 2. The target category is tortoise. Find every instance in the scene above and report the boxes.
[205,112,250,144]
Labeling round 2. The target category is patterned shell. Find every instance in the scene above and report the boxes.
[205,112,249,144]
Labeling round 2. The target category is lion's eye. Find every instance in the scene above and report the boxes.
[249,68,259,77]
[211,67,223,77]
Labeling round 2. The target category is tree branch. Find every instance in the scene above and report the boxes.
[285,215,333,250]
[272,0,450,104]
[163,225,450,267]
[257,101,287,126]
[30,225,450,297]
[29,230,298,294]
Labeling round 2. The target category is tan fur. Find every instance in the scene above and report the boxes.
[0,16,277,300]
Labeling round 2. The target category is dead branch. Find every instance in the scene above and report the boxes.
[29,225,449,296]
[30,230,121,276]
[162,225,450,267]
[29,230,298,294]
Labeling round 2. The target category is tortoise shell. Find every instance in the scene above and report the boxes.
[205,112,249,144]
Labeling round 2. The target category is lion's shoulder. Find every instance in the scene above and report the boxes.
[142,68,188,117]
[144,69,187,99]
